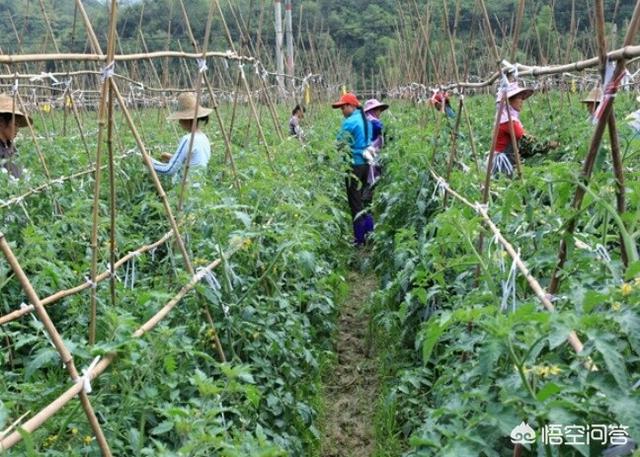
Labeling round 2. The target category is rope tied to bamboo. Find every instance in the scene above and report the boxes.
[84,276,98,289]
[196,58,208,74]
[29,72,59,84]
[77,356,101,394]
[10,79,18,95]
[100,61,115,82]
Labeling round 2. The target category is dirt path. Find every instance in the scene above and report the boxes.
[321,270,379,457]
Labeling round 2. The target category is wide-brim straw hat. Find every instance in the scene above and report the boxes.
[167,92,213,120]
[505,82,534,100]
[0,94,32,127]
[582,87,602,103]
[363,98,389,113]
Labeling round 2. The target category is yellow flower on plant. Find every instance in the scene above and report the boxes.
[242,238,252,250]
[621,282,633,296]
[611,302,622,312]
[83,435,93,445]
[71,427,78,435]
[523,364,562,378]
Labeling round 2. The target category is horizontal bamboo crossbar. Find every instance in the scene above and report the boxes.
[429,170,585,355]
[0,150,136,210]
[0,231,174,326]
[0,50,254,65]
[442,44,640,90]
[0,244,238,451]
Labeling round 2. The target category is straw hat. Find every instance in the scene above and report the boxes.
[505,82,534,100]
[167,92,213,120]
[0,94,32,127]
[581,87,602,103]
[363,98,389,113]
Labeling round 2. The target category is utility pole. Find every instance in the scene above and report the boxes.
[285,0,294,88]
[274,0,285,92]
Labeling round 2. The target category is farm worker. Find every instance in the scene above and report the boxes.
[0,93,32,179]
[431,90,455,118]
[492,82,559,176]
[152,92,212,187]
[581,87,602,116]
[332,92,374,246]
[363,98,389,189]
[289,104,305,140]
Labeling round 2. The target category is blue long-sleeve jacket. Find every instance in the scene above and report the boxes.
[337,110,372,165]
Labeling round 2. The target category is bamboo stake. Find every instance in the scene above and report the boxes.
[0,233,113,456]
[0,244,237,451]
[71,0,225,362]
[429,171,585,356]
[549,0,640,294]
[0,231,174,326]
[0,51,256,65]
[176,0,240,190]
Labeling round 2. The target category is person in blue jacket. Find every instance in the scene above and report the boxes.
[332,92,374,246]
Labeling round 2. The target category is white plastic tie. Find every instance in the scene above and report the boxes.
[100,62,115,82]
[197,58,208,74]
[84,276,97,289]
[431,176,449,200]
[11,79,19,95]
[30,72,59,84]
[594,243,612,264]
[500,248,519,312]
[79,356,101,394]
[106,264,120,281]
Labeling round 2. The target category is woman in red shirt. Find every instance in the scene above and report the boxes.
[493,83,558,176]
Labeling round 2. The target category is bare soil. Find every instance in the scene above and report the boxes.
[320,271,379,457]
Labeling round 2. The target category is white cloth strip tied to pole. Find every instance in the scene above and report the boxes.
[106,264,120,281]
[431,176,449,200]
[11,79,18,95]
[500,248,520,313]
[197,58,208,74]
[78,356,101,394]
[124,252,141,290]
[29,72,59,84]
[84,276,98,289]
[594,243,612,265]
[100,61,115,83]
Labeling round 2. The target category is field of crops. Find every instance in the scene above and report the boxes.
[1,90,639,457]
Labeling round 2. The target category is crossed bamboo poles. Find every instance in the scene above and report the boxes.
[0,0,274,453]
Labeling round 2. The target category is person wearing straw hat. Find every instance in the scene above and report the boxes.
[152,92,212,186]
[493,82,558,176]
[581,87,602,116]
[332,92,374,246]
[362,98,388,191]
[0,93,32,179]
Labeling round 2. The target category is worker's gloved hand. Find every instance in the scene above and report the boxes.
[160,152,173,163]
[547,140,559,149]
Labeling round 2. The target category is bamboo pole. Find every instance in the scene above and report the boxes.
[429,170,585,356]
[0,231,174,326]
[176,0,240,190]
[69,0,226,361]
[0,50,256,65]
[549,0,640,294]
[0,244,237,451]
[0,234,113,456]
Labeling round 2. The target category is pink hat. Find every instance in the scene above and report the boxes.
[363,98,389,113]
[505,82,534,100]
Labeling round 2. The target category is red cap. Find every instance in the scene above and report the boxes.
[332,92,361,108]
